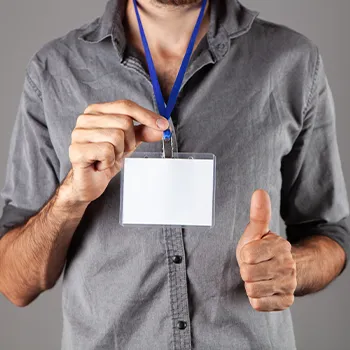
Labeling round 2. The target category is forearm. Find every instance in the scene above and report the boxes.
[292,235,346,296]
[0,171,89,306]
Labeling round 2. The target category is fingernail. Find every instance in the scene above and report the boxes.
[156,118,169,130]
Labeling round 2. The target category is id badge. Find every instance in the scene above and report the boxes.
[120,151,216,227]
[128,0,210,227]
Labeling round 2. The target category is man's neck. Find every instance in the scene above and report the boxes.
[124,0,210,59]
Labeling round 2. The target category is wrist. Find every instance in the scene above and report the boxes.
[291,243,311,296]
[55,170,91,216]
[55,185,89,214]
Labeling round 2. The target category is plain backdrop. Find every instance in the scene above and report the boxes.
[0,1,349,349]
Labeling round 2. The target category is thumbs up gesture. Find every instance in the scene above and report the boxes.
[236,190,297,312]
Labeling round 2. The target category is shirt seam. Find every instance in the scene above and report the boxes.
[301,46,320,119]
[24,65,62,183]
[25,70,43,102]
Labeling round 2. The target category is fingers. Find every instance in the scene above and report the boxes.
[240,260,275,282]
[249,294,295,312]
[240,233,292,264]
[239,233,297,312]
[72,128,126,160]
[84,100,169,131]
[134,124,165,143]
[245,277,297,299]
[70,100,169,176]
[76,114,137,151]
[236,190,296,312]
[67,100,167,203]
[76,113,165,149]
[240,255,296,283]
[69,142,117,171]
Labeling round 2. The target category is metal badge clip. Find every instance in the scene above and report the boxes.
[162,136,174,159]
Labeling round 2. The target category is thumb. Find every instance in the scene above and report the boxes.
[239,189,272,248]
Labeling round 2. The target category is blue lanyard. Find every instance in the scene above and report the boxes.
[133,0,207,140]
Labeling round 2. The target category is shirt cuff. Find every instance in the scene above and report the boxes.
[286,218,350,272]
[0,204,37,238]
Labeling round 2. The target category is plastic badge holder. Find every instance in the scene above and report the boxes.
[120,152,216,228]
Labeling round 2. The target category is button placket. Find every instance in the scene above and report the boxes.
[158,63,191,350]
[164,226,192,350]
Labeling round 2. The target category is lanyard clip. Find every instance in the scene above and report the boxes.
[162,136,174,159]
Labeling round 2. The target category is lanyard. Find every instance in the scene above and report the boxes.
[133,0,208,141]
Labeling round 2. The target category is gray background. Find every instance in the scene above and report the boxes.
[0,0,349,349]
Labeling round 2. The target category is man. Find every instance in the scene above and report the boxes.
[0,0,349,348]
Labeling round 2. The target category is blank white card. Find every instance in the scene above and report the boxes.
[121,157,215,226]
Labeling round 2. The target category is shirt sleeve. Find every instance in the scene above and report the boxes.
[0,58,60,238]
[280,48,350,267]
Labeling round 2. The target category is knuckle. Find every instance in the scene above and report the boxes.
[76,114,86,126]
[69,144,81,163]
[245,282,253,297]
[282,278,296,294]
[118,99,133,110]
[117,129,125,144]
[289,279,298,292]
[245,283,259,298]
[103,143,115,157]
[286,294,295,307]
[283,256,296,274]
[76,115,82,126]
[116,116,132,131]
[240,264,253,281]
[109,129,123,145]
[71,128,80,142]
[291,260,297,273]
[68,144,75,157]
[246,254,256,264]
[125,139,137,153]
[69,143,76,153]
[279,295,294,310]
[250,298,263,311]
[281,239,292,251]
[241,247,255,264]
[123,116,134,130]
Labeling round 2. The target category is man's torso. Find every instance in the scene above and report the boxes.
[26,0,320,348]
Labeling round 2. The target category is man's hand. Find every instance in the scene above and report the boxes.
[63,100,169,204]
[236,189,297,312]
[0,99,169,306]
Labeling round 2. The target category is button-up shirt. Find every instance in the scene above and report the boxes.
[1,0,349,349]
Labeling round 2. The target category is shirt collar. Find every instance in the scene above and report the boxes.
[78,0,259,61]
[78,0,127,52]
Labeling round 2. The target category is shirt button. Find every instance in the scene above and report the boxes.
[216,42,227,53]
[177,321,187,330]
[172,255,183,264]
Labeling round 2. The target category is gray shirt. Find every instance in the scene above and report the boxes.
[1,0,349,349]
